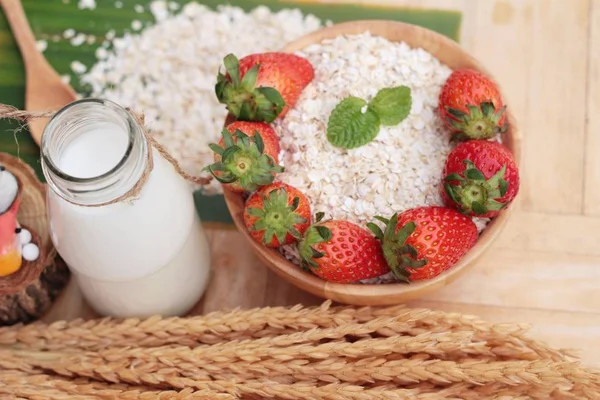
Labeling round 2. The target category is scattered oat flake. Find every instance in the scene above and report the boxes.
[70,60,87,74]
[95,47,108,60]
[115,1,123,8]
[131,20,143,31]
[35,40,47,52]
[134,4,144,13]
[149,0,170,21]
[63,29,76,39]
[70,33,87,46]
[61,75,71,84]
[78,0,96,10]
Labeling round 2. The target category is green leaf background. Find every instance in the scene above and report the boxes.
[0,0,461,224]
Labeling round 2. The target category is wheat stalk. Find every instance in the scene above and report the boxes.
[7,342,599,389]
[0,367,473,400]
[126,330,487,361]
[0,301,364,351]
[77,322,493,365]
[0,301,570,362]
[359,305,576,362]
[0,370,234,400]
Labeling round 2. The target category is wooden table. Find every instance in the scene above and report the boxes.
[41,0,600,367]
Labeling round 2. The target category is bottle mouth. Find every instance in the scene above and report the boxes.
[41,98,135,184]
[41,98,148,206]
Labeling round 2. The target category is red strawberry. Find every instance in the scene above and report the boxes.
[368,206,478,282]
[442,140,519,218]
[205,121,283,193]
[438,68,507,141]
[243,182,311,248]
[215,52,314,123]
[298,214,389,283]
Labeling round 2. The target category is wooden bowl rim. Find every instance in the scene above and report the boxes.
[223,20,521,305]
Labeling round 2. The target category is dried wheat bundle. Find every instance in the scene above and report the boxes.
[1,301,598,399]
[0,369,236,399]
[0,301,360,350]
[0,301,571,362]
[9,346,598,389]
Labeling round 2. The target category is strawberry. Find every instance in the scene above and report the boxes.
[205,121,283,193]
[215,52,314,123]
[368,206,478,282]
[442,140,519,218]
[438,68,507,141]
[298,214,389,283]
[243,182,311,248]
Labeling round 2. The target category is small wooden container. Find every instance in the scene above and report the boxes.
[224,20,521,306]
[0,153,70,325]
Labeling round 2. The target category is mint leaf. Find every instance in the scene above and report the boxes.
[327,96,381,149]
[369,86,412,126]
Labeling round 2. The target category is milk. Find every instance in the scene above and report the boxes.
[58,123,129,179]
[43,100,211,318]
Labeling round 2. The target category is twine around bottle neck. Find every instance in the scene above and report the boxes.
[0,104,212,207]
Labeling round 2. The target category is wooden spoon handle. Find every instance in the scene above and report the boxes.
[0,0,43,67]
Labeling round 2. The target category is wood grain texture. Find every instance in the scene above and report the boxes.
[467,0,590,214]
[39,0,600,367]
[585,0,600,215]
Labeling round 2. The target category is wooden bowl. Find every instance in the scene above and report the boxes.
[223,20,521,306]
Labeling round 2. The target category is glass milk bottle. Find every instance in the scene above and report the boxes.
[41,99,211,318]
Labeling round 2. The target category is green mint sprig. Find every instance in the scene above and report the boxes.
[326,86,412,149]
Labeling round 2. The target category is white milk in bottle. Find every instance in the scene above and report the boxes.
[41,99,211,318]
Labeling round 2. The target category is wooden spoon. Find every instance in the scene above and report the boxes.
[0,0,76,145]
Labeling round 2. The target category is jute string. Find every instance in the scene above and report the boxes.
[0,104,212,207]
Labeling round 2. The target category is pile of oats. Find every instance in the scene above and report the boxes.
[277,33,454,225]
[275,33,490,280]
[72,1,325,195]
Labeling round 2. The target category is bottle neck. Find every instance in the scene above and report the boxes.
[41,99,149,207]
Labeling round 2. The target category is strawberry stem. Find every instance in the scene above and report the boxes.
[444,160,509,215]
[446,101,507,141]
[204,129,284,192]
[298,214,333,269]
[368,213,427,283]
[247,187,307,246]
[215,53,286,123]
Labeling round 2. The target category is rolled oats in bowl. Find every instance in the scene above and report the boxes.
[272,33,491,282]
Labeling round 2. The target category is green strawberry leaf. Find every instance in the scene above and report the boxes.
[315,226,332,241]
[472,201,487,215]
[241,64,259,92]
[223,54,241,86]
[327,96,381,149]
[368,86,412,126]
[465,167,485,181]
[366,222,384,241]
[499,179,509,197]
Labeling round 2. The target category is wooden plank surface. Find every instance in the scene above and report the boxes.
[39,0,600,368]
[585,0,600,215]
